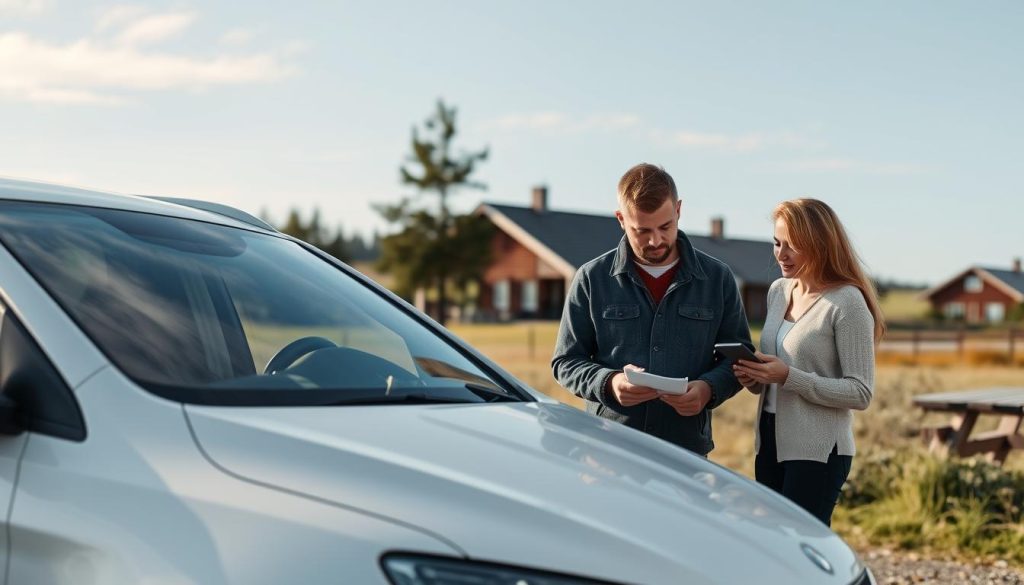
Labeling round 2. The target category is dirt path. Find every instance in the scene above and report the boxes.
[863,549,1024,585]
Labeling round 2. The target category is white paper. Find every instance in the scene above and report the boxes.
[623,367,689,395]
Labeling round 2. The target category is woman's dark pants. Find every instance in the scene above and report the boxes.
[754,411,852,527]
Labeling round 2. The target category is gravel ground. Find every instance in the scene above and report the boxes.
[863,549,1024,585]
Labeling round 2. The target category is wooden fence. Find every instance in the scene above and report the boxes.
[879,325,1022,363]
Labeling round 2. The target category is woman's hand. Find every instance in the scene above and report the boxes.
[733,352,790,386]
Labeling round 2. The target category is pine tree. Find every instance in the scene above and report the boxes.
[378,99,489,325]
[278,208,350,263]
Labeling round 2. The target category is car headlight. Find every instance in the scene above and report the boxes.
[850,567,877,585]
[848,553,876,585]
[381,554,618,585]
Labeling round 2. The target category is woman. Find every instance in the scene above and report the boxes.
[733,198,885,526]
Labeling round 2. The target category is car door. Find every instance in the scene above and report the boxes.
[0,238,107,585]
[0,302,29,584]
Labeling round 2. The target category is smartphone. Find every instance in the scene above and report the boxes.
[714,342,763,363]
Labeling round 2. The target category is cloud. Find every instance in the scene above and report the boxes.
[480,112,639,133]
[114,10,197,47]
[220,27,261,46]
[776,157,930,175]
[96,4,149,31]
[481,110,822,155]
[314,149,360,163]
[0,9,298,105]
[669,131,761,152]
[280,39,313,57]
[16,86,129,106]
[484,112,568,131]
[655,129,826,153]
[0,0,47,17]
[577,113,641,132]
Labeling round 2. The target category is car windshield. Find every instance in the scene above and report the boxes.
[0,201,523,406]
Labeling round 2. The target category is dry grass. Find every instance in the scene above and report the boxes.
[877,349,1024,368]
[447,321,1024,478]
[448,322,582,407]
[349,260,394,289]
[879,288,931,321]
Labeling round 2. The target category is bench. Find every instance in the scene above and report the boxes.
[913,387,1024,464]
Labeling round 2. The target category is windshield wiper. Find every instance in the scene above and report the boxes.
[463,382,518,402]
[325,384,517,406]
[328,393,478,406]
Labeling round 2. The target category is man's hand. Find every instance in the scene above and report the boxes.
[732,368,760,393]
[608,369,659,407]
[659,380,712,416]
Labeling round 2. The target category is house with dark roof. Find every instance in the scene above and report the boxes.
[920,259,1024,323]
[472,187,781,322]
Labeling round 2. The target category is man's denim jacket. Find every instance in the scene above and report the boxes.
[551,232,753,455]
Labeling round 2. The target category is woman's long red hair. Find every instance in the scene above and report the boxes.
[774,198,886,343]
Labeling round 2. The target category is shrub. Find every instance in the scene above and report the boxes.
[838,449,1024,563]
[843,449,1024,517]
[841,449,904,507]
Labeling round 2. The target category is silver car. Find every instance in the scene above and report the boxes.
[0,178,874,584]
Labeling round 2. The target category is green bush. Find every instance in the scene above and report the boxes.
[837,449,1024,563]
[843,449,1024,517]
[841,450,904,507]
[925,456,1023,519]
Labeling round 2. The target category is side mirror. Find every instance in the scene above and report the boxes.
[0,394,24,436]
[0,312,86,441]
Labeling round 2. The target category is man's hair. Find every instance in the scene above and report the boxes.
[617,163,678,213]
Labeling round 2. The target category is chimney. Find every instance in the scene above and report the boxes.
[710,216,724,239]
[531,185,548,213]
[1014,257,1022,273]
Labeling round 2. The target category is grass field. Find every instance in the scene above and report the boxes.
[879,288,931,321]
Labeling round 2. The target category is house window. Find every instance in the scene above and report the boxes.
[493,280,510,312]
[964,275,983,293]
[521,280,539,313]
[986,302,1006,323]
[944,302,965,320]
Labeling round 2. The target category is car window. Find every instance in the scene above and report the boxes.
[0,202,522,406]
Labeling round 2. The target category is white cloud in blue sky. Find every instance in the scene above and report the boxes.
[0,4,296,105]
[0,0,1020,283]
[0,0,48,17]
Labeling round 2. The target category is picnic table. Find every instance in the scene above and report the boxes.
[913,387,1024,464]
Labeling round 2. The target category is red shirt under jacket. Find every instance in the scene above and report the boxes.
[635,263,679,305]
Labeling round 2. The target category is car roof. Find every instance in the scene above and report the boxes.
[0,176,277,234]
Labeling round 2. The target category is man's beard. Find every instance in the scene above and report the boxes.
[639,244,673,265]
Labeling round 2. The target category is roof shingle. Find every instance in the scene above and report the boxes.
[482,203,780,286]
[981,267,1024,297]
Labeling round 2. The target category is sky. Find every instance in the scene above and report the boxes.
[0,0,1021,285]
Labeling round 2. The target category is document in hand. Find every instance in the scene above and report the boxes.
[623,367,689,395]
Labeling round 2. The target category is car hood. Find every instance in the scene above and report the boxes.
[185,401,863,585]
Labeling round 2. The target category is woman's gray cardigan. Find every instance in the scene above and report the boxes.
[754,278,875,463]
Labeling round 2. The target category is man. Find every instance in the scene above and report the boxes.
[551,163,753,456]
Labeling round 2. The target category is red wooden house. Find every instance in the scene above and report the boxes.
[921,259,1024,323]
[472,187,780,322]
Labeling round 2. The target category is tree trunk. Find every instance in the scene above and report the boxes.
[436,187,449,326]
[436,271,448,326]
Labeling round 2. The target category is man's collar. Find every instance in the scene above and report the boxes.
[610,232,707,281]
